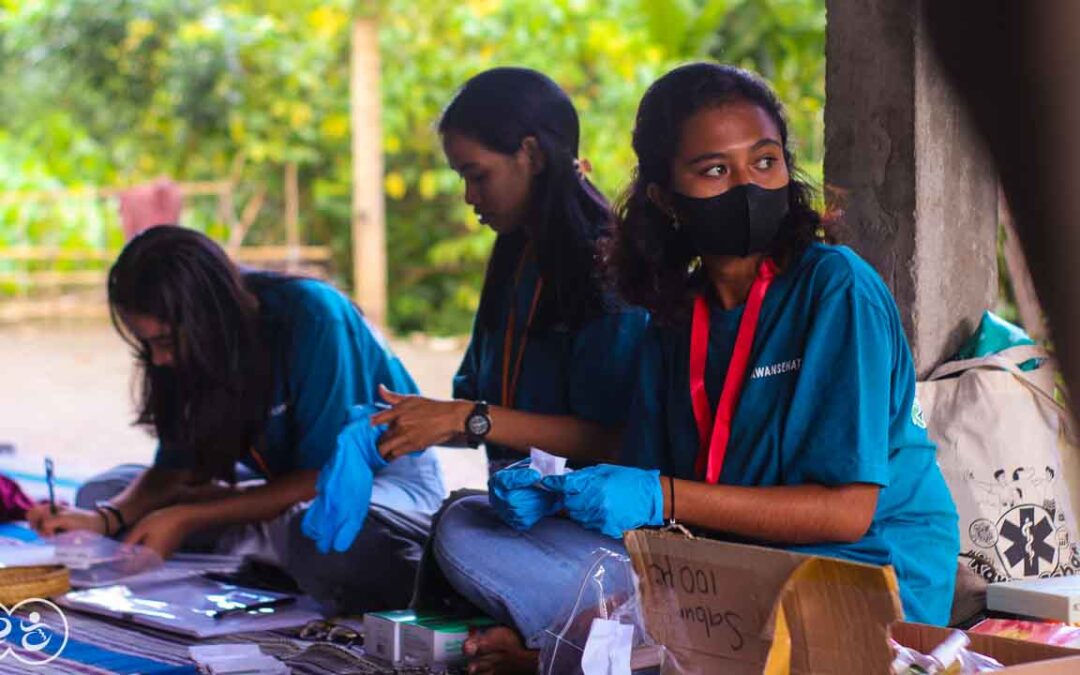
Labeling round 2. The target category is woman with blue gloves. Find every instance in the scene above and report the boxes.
[27,226,444,613]
[430,63,960,672]
[370,68,648,472]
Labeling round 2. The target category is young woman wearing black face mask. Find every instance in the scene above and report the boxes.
[427,64,960,675]
[605,63,958,625]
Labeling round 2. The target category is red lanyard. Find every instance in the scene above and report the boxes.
[690,258,778,483]
[501,254,543,409]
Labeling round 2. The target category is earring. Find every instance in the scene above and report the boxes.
[670,213,680,231]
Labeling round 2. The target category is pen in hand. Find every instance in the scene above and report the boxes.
[45,457,57,516]
[210,596,296,620]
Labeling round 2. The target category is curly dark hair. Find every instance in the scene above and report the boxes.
[609,62,823,325]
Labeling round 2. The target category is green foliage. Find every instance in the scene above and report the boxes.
[0,0,826,334]
[709,0,826,185]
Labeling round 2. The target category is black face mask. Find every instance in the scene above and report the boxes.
[670,183,790,257]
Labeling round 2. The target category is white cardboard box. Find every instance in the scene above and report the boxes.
[988,576,1080,623]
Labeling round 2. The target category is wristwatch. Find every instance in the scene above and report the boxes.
[464,401,492,448]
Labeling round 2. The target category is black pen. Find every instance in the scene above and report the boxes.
[210,596,295,620]
[45,458,56,515]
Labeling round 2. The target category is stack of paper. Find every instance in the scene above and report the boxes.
[189,644,288,674]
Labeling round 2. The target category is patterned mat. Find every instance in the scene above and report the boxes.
[0,606,462,674]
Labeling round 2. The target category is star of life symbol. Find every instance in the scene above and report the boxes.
[0,598,69,666]
[995,505,1058,578]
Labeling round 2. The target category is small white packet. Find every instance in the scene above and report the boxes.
[189,644,287,674]
[581,617,634,675]
[529,447,569,478]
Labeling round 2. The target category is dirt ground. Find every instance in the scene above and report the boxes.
[0,319,486,494]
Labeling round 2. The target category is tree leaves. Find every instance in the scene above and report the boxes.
[0,0,825,334]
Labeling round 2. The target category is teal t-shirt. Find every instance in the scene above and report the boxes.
[453,255,650,473]
[155,275,427,478]
[623,243,959,625]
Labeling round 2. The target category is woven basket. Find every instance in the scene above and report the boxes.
[0,566,70,606]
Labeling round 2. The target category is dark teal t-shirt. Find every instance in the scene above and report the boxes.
[453,256,650,473]
[155,275,419,477]
[622,243,959,625]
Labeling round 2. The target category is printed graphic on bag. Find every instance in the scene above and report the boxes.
[960,466,1080,581]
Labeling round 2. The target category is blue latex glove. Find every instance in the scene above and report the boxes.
[302,404,390,553]
[540,464,663,539]
[488,461,562,531]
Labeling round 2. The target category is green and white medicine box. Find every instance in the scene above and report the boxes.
[364,610,449,663]
[401,615,497,667]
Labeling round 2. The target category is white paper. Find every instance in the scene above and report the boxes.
[529,447,569,477]
[189,644,263,661]
[0,541,56,567]
[190,644,287,674]
[581,618,633,675]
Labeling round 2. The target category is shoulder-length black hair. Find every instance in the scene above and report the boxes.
[439,67,612,331]
[610,62,823,326]
[107,225,271,480]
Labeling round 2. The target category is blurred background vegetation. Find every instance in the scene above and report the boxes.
[0,0,828,335]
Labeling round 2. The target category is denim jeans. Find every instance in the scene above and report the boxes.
[431,494,627,648]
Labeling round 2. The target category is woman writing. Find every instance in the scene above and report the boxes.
[27,226,444,613]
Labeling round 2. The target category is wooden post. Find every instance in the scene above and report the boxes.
[284,162,300,273]
[350,16,387,326]
[218,184,237,240]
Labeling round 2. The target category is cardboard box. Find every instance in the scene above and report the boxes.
[364,609,447,663]
[970,618,1080,648]
[892,623,1080,674]
[987,576,1080,623]
[625,529,1080,674]
[400,615,496,668]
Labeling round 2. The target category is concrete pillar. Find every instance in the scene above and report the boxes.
[824,0,998,377]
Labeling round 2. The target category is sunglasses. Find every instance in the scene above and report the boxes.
[297,619,362,647]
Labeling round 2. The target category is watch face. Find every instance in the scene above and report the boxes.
[467,413,491,437]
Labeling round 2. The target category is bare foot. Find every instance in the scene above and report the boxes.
[462,626,538,675]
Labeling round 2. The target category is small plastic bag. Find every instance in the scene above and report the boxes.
[889,635,1004,674]
[538,548,665,675]
[50,531,164,587]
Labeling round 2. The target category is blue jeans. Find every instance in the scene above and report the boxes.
[432,495,627,648]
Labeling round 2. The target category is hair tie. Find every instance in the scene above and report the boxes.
[573,158,593,178]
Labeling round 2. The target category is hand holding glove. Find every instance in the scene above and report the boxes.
[488,461,561,531]
[541,464,663,539]
[302,404,390,553]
